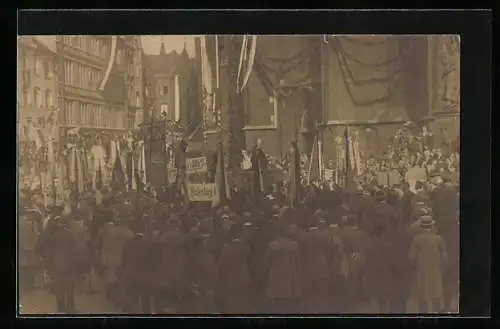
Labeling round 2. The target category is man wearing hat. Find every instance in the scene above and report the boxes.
[19,209,40,292]
[301,221,331,313]
[409,208,435,237]
[408,215,448,313]
[158,215,188,312]
[35,210,88,313]
[99,211,134,302]
[265,222,302,314]
[184,228,218,313]
[216,226,252,314]
[338,213,369,313]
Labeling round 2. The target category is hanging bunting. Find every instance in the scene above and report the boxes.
[98,36,118,92]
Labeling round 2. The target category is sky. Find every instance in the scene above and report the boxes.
[141,35,196,57]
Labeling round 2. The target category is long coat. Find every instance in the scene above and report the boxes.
[408,229,448,303]
[300,229,330,294]
[265,237,302,299]
[217,240,252,296]
[185,249,218,313]
[19,218,39,268]
[121,233,163,290]
[100,224,135,284]
[364,235,394,301]
[36,225,89,285]
[216,239,252,313]
[159,229,187,292]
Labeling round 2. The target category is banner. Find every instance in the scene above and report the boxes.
[187,183,216,202]
[168,168,177,184]
[388,170,402,186]
[376,171,388,186]
[406,167,427,193]
[324,169,334,181]
[186,156,208,174]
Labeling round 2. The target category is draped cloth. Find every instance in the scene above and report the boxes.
[69,147,76,184]
[91,145,107,190]
[76,149,84,195]
[68,146,84,194]
[323,36,408,123]
[137,141,147,186]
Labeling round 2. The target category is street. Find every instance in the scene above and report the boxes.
[19,289,119,315]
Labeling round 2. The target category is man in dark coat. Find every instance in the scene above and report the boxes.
[184,230,218,314]
[36,213,90,313]
[338,214,369,313]
[158,216,188,312]
[251,138,268,201]
[265,223,302,314]
[364,224,394,313]
[121,222,163,314]
[216,228,252,314]
[300,223,331,313]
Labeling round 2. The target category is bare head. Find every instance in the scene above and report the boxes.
[256,138,262,148]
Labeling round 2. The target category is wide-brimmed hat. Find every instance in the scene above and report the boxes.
[419,215,436,228]
[271,204,281,214]
[418,207,432,217]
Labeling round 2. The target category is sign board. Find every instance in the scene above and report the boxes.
[388,170,402,186]
[187,183,216,202]
[168,169,177,184]
[324,169,334,181]
[376,171,388,186]
[186,156,208,174]
[406,167,427,193]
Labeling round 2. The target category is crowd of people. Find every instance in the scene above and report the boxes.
[19,167,459,314]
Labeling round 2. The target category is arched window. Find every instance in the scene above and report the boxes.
[135,91,141,107]
[34,87,41,108]
[34,56,42,76]
[45,89,53,108]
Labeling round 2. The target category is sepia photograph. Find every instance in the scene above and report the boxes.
[17,34,460,315]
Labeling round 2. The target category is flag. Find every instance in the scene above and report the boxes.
[98,36,118,91]
[288,142,301,207]
[238,35,257,93]
[212,144,227,207]
[200,36,217,117]
[112,152,125,191]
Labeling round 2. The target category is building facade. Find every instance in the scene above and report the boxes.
[143,41,198,133]
[58,35,144,134]
[197,35,460,172]
[18,36,58,142]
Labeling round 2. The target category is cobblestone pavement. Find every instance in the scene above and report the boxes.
[19,289,120,315]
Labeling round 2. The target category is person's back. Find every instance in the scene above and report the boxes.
[159,227,187,291]
[265,235,301,313]
[409,227,448,312]
[364,231,394,312]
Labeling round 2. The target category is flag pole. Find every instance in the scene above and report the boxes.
[214,35,226,203]
[344,125,350,188]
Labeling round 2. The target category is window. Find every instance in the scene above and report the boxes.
[34,87,41,108]
[64,60,69,84]
[43,61,51,79]
[34,56,42,76]
[116,49,123,65]
[25,89,32,108]
[160,104,169,118]
[135,91,141,107]
[160,85,168,96]
[45,90,53,108]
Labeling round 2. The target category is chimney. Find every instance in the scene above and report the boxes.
[159,36,166,56]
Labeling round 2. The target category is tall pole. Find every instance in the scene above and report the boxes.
[149,106,154,184]
[344,125,349,188]
[215,35,222,148]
